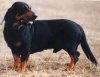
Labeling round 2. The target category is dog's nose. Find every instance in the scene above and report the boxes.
[33,14,37,19]
[31,12,37,20]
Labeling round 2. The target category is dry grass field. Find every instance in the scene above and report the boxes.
[0,0,100,77]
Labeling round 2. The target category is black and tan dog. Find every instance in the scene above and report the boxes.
[3,2,97,72]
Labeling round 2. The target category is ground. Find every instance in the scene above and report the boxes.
[0,0,100,77]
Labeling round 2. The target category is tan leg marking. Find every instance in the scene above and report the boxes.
[13,54,20,70]
[65,56,74,71]
[17,61,27,72]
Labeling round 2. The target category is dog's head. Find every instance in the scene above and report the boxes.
[4,2,37,24]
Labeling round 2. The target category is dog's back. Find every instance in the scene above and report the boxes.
[20,19,83,52]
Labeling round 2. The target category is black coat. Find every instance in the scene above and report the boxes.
[3,19,97,64]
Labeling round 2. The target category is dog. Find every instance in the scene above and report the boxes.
[3,2,97,72]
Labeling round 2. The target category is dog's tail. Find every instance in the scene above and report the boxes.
[81,32,97,66]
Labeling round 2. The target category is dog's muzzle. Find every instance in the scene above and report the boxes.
[16,11,37,22]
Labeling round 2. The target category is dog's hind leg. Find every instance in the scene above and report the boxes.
[65,51,78,71]
[64,43,79,71]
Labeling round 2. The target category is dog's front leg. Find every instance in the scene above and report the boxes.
[17,52,29,72]
[12,54,20,70]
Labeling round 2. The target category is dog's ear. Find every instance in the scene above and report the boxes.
[4,7,17,23]
[4,8,11,22]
